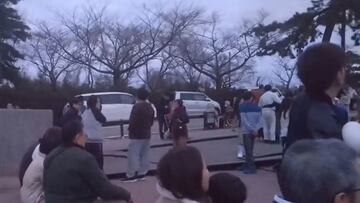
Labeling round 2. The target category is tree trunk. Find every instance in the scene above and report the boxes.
[215,78,222,90]
[113,70,120,88]
[50,78,57,92]
[322,23,335,42]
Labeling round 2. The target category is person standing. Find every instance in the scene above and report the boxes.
[60,97,82,127]
[286,43,347,149]
[122,88,155,182]
[156,94,170,140]
[170,99,189,147]
[279,95,293,151]
[258,85,283,142]
[239,91,262,174]
[82,95,107,169]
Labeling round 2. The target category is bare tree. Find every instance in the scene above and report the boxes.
[273,58,297,90]
[136,48,176,91]
[27,24,75,91]
[53,5,203,88]
[175,15,263,90]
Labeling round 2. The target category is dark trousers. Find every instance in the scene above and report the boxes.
[243,134,256,172]
[158,115,168,139]
[85,143,104,170]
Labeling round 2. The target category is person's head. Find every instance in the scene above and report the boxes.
[242,91,252,102]
[174,99,183,109]
[225,100,231,107]
[69,97,82,111]
[87,95,101,109]
[157,146,210,201]
[62,120,86,147]
[278,139,360,203]
[39,127,62,155]
[137,88,149,101]
[264,85,272,92]
[208,173,247,203]
[259,84,264,89]
[297,43,347,96]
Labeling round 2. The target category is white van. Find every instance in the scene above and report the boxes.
[76,92,135,122]
[175,91,221,117]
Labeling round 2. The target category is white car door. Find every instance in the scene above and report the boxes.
[193,93,207,116]
[180,93,196,116]
[99,94,123,122]
[119,94,135,120]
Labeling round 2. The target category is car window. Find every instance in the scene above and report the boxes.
[193,94,206,101]
[120,95,135,104]
[180,93,194,100]
[100,95,122,104]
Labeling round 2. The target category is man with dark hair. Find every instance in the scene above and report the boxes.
[60,97,82,127]
[122,88,155,182]
[43,121,132,203]
[259,85,283,142]
[286,43,347,149]
[156,93,170,140]
[239,91,262,174]
[274,139,360,203]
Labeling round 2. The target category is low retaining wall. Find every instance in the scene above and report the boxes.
[0,109,52,176]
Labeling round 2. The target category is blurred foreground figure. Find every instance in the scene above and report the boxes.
[286,43,347,149]
[274,139,360,203]
[43,121,131,203]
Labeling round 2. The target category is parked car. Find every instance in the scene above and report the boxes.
[174,91,221,117]
[76,92,135,122]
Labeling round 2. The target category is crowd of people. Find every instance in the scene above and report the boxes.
[16,41,360,203]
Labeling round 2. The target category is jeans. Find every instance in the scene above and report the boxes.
[85,143,103,170]
[262,109,276,141]
[127,139,151,177]
[243,134,256,172]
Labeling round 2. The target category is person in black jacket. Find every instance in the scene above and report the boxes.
[157,94,170,140]
[43,120,132,203]
[60,97,82,127]
[286,43,347,149]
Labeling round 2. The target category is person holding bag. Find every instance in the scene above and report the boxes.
[170,99,189,147]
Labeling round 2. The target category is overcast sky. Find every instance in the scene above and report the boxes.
[17,0,312,86]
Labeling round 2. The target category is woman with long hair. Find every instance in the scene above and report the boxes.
[279,93,293,150]
[82,95,107,169]
[170,99,189,147]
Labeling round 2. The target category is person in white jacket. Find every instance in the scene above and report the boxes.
[20,127,62,203]
[258,85,283,142]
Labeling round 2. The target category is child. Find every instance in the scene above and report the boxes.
[239,91,262,174]
[208,173,247,203]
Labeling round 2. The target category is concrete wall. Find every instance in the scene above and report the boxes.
[0,109,52,176]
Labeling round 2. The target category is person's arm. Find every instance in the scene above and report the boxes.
[128,105,137,132]
[91,108,106,123]
[81,156,131,202]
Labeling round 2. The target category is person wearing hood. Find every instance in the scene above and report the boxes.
[82,95,107,169]
[20,127,62,203]
[170,99,190,148]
